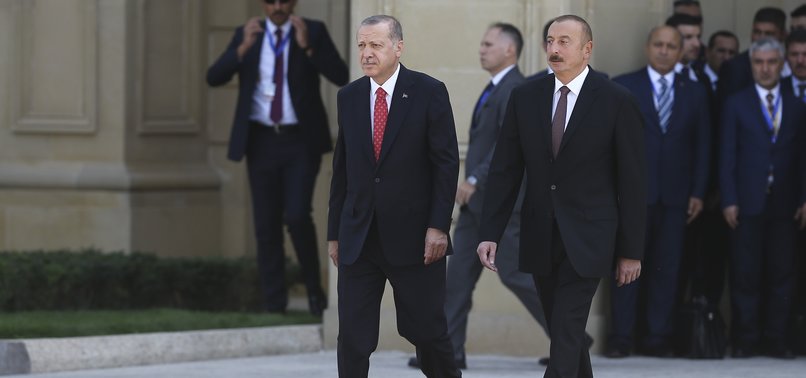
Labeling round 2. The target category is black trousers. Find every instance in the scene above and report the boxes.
[337,220,460,378]
[245,124,324,311]
[729,201,796,349]
[534,223,600,378]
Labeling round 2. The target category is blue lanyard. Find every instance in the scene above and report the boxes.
[268,28,292,57]
[760,94,782,144]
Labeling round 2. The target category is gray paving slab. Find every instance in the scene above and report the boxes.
[7,350,806,378]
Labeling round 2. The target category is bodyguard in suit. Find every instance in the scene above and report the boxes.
[206,0,348,315]
[720,37,806,359]
[477,15,646,377]
[781,30,806,100]
[407,23,549,370]
[718,7,788,102]
[607,26,710,358]
[327,15,461,378]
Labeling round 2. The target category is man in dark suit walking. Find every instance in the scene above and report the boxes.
[607,25,710,358]
[408,22,548,371]
[720,37,806,359]
[327,15,461,378]
[206,0,348,316]
[477,15,646,378]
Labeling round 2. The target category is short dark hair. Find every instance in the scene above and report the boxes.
[786,29,806,50]
[665,13,703,27]
[491,22,524,58]
[754,7,786,32]
[791,4,806,18]
[707,30,738,49]
[673,0,700,8]
[360,15,403,42]
[552,15,593,42]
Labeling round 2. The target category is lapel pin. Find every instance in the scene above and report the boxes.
[402,93,408,99]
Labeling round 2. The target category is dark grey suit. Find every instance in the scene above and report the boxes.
[446,67,548,362]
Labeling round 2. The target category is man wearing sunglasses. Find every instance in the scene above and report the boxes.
[207,0,348,316]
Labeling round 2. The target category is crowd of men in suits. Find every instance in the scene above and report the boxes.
[603,2,806,360]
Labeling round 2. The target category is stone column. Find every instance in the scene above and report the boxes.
[0,0,220,257]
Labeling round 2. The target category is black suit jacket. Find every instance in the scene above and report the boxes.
[328,64,460,266]
[716,50,751,106]
[206,19,348,161]
[480,68,647,278]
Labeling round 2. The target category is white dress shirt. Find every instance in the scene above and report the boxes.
[552,66,590,131]
[647,66,676,109]
[369,63,401,133]
[251,19,298,125]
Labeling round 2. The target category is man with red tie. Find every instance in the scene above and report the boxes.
[327,15,461,378]
[206,0,348,316]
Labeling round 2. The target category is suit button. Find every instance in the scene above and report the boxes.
[550,184,557,191]
[374,178,381,183]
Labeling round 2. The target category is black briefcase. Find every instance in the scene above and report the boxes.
[676,296,727,359]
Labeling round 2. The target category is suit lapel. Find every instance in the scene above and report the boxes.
[559,69,601,154]
[668,73,688,133]
[638,70,660,133]
[377,65,414,166]
[539,76,555,155]
[355,77,374,162]
[287,24,300,103]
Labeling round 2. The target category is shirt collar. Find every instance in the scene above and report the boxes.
[554,66,589,95]
[755,83,780,102]
[370,63,401,98]
[704,64,718,83]
[647,66,675,87]
[490,64,516,85]
[265,19,292,37]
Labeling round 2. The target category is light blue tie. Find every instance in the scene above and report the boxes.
[657,77,672,134]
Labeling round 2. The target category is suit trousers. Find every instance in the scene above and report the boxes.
[245,125,324,311]
[534,222,600,378]
[337,220,461,378]
[610,204,686,349]
[445,207,548,360]
[729,196,796,349]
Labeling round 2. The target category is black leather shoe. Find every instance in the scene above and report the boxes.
[538,356,549,366]
[308,294,327,317]
[767,345,795,359]
[640,344,675,358]
[407,356,467,370]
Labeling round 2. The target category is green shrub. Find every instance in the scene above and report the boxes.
[0,249,300,312]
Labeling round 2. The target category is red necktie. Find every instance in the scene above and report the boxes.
[270,29,284,124]
[373,88,388,161]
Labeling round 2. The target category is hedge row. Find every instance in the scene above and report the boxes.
[0,250,299,312]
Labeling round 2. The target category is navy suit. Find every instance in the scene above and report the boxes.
[609,69,710,352]
[719,85,806,351]
[328,64,460,377]
[207,19,348,313]
[717,51,752,106]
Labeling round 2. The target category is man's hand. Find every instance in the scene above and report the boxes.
[615,257,641,287]
[477,241,498,272]
[328,241,339,267]
[723,205,739,229]
[687,197,703,224]
[289,15,310,54]
[424,228,448,265]
[795,202,806,229]
[237,17,264,60]
[455,180,476,206]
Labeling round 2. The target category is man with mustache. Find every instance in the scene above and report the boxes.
[478,15,646,377]
[207,0,348,316]
[328,15,461,378]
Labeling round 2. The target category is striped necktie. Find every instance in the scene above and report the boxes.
[657,77,672,134]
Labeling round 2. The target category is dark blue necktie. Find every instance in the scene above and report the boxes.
[471,82,494,129]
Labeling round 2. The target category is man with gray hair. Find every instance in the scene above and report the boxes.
[328,14,462,377]
[719,37,806,359]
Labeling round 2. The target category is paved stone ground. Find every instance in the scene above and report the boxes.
[10,350,806,378]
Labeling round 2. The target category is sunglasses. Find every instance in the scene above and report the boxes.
[264,0,291,4]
